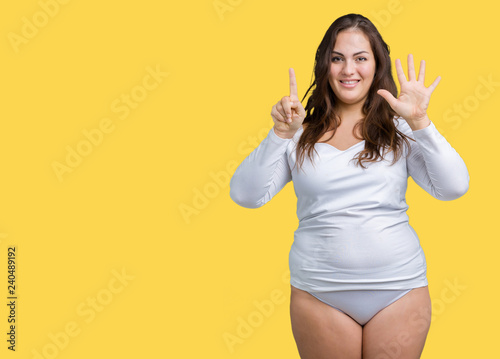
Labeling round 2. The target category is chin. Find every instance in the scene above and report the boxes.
[334,91,369,106]
[337,96,363,106]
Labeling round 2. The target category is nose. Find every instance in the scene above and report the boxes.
[342,59,355,76]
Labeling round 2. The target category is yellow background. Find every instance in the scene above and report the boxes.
[0,0,496,358]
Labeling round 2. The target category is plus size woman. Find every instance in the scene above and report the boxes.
[229,13,469,359]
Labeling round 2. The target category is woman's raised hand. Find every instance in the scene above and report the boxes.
[377,54,441,130]
[271,68,306,139]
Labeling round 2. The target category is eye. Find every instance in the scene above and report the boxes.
[331,56,343,62]
[356,57,368,62]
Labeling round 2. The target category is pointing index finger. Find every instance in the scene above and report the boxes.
[289,68,299,101]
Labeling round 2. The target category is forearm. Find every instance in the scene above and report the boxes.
[409,120,470,200]
[229,127,293,208]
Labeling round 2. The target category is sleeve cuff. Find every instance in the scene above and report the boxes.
[269,127,295,145]
[411,121,441,140]
[411,120,435,134]
[410,120,450,149]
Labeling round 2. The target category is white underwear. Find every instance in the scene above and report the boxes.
[307,288,413,326]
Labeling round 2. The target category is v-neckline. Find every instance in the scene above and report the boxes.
[315,140,365,152]
[297,126,365,152]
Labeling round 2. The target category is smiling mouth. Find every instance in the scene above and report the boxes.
[340,80,360,84]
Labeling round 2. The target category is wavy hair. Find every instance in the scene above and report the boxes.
[294,13,414,171]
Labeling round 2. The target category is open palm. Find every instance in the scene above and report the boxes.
[377,54,440,124]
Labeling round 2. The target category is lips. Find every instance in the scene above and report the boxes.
[340,80,360,84]
[339,79,360,88]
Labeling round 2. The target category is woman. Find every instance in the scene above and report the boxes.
[229,13,469,359]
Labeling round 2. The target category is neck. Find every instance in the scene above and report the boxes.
[335,102,364,125]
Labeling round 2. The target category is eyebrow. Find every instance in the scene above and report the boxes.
[331,50,369,56]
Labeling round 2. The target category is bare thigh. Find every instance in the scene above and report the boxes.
[289,285,362,359]
[362,286,432,359]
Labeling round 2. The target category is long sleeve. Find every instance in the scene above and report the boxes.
[405,119,470,201]
[229,127,295,208]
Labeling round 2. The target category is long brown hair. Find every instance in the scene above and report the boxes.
[294,13,413,171]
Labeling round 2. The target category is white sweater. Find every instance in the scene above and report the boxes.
[229,117,470,292]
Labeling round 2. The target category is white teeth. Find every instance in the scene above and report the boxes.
[341,80,359,84]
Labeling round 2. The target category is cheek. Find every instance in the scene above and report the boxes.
[360,64,376,80]
[328,68,335,81]
[329,64,342,78]
[328,70,338,88]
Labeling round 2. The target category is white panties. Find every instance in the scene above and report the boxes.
[307,288,413,326]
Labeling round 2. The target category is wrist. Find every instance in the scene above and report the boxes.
[273,126,294,139]
[407,115,431,131]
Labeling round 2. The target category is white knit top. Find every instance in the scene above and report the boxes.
[229,117,470,292]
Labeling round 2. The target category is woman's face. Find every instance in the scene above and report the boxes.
[329,29,376,109]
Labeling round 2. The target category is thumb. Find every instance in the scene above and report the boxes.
[377,89,397,109]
